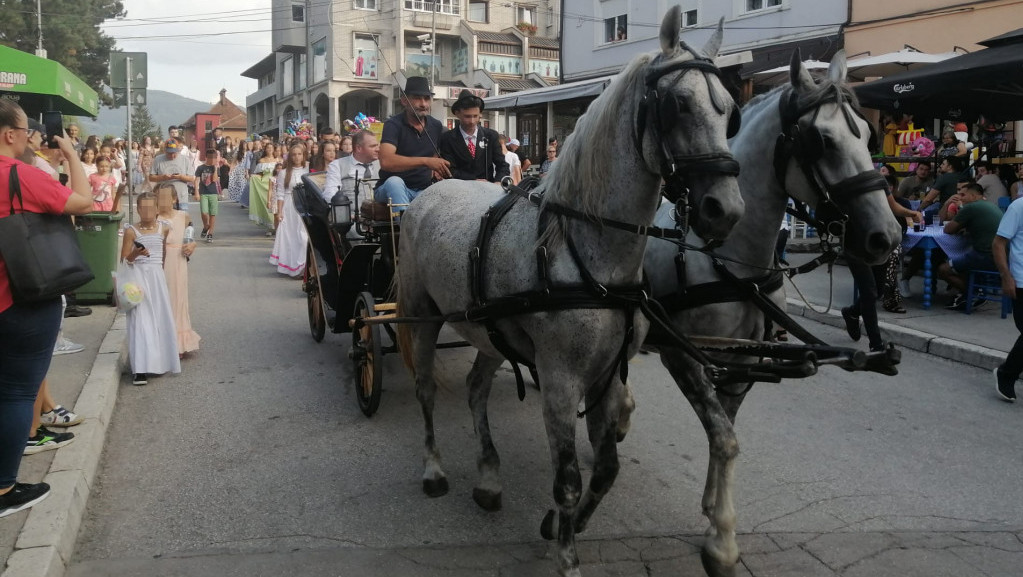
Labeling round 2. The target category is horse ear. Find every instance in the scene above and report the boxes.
[660,5,682,55]
[828,49,848,84]
[702,17,724,60]
[789,48,815,91]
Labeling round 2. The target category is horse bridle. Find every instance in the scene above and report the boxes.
[773,85,886,239]
[633,47,742,206]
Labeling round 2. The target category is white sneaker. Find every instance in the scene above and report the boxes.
[53,337,84,356]
[39,405,82,427]
[898,279,912,298]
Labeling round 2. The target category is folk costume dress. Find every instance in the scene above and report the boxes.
[125,222,181,376]
[163,210,201,354]
[249,161,276,229]
[269,166,309,276]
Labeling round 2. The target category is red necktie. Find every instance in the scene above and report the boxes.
[467,137,476,158]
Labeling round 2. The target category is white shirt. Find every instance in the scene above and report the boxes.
[459,126,478,151]
[323,155,380,204]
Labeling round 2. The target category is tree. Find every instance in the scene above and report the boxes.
[0,0,125,95]
[122,104,162,143]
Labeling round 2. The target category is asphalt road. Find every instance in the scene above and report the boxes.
[67,202,1023,577]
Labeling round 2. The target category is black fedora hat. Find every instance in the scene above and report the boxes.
[404,76,434,97]
[451,89,484,113]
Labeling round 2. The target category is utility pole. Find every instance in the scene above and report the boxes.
[430,1,438,85]
[35,0,46,58]
[125,57,135,225]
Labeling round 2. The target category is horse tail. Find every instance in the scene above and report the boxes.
[393,274,417,376]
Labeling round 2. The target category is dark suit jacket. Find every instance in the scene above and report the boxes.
[438,127,510,182]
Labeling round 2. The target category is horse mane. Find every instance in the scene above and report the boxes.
[538,51,653,213]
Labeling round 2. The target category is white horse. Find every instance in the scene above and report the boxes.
[641,51,903,576]
[395,7,745,577]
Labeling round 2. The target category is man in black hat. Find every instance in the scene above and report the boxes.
[375,76,450,212]
[438,90,508,182]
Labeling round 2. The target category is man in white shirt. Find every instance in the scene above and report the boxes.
[324,130,381,207]
[503,136,522,184]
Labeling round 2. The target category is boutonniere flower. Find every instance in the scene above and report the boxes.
[478,139,486,149]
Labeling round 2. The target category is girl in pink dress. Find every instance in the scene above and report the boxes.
[88,156,117,211]
[155,184,200,355]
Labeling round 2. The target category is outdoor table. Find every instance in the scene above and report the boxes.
[902,226,971,309]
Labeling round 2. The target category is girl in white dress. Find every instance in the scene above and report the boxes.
[120,192,181,385]
[269,143,309,277]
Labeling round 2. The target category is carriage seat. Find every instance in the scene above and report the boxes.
[360,199,398,223]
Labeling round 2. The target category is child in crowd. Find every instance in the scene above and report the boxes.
[80,147,97,178]
[195,150,222,243]
[269,143,309,277]
[89,156,118,211]
[155,184,200,356]
[120,193,180,385]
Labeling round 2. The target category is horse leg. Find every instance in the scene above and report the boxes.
[571,375,624,534]
[410,321,448,498]
[615,379,636,443]
[466,352,506,511]
[536,376,585,577]
[661,353,740,577]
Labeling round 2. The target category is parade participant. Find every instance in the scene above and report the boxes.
[503,137,522,185]
[0,100,92,518]
[194,150,222,243]
[374,76,450,213]
[438,90,509,182]
[88,155,118,211]
[155,184,200,356]
[269,143,310,276]
[149,139,193,209]
[324,130,380,206]
[120,192,181,386]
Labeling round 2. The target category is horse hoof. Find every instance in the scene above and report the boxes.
[616,429,629,443]
[700,548,738,577]
[423,477,449,498]
[540,509,556,540]
[472,488,502,511]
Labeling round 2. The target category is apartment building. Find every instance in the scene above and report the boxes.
[242,0,561,138]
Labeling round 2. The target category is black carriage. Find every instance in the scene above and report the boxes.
[293,172,401,416]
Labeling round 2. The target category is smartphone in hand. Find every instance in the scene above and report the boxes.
[133,240,146,251]
[42,111,63,149]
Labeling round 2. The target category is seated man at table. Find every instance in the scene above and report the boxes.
[975,161,1009,207]
[939,181,1004,310]
[919,156,964,213]
[897,162,934,199]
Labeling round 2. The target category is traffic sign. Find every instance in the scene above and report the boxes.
[110,52,148,89]
[111,88,147,108]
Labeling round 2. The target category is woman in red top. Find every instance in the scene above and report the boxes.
[0,101,93,518]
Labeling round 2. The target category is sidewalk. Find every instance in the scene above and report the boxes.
[782,243,1014,371]
[2,242,1017,577]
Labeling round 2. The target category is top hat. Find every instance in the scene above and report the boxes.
[451,89,484,113]
[404,76,434,97]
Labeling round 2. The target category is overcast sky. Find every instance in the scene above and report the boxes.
[102,0,273,104]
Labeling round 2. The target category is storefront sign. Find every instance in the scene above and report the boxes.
[0,71,28,88]
[446,87,489,100]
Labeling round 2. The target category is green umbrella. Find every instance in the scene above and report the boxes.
[0,45,100,117]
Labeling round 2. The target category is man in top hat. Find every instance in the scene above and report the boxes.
[438,90,508,183]
[375,76,450,212]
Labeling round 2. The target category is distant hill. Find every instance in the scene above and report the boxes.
[74,90,217,141]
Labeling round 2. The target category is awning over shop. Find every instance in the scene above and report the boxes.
[0,45,100,117]
[853,28,1023,121]
[484,75,613,110]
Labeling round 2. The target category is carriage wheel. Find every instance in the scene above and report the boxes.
[352,291,383,417]
[305,245,326,342]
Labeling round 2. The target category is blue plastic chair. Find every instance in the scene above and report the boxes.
[965,270,1013,318]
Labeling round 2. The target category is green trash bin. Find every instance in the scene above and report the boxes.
[73,211,124,304]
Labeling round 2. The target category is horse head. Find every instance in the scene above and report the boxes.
[638,7,744,242]
[776,49,901,265]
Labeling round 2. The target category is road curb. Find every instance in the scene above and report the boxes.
[2,314,126,577]
[786,298,1004,370]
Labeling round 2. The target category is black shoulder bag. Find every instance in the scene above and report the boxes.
[0,165,94,303]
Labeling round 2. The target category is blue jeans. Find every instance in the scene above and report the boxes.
[374,177,424,211]
[0,299,62,488]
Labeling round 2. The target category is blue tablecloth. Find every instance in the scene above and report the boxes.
[901,227,972,309]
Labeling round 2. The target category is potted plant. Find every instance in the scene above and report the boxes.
[516,21,537,36]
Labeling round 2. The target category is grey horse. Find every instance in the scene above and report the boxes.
[395,7,744,577]
[640,51,903,576]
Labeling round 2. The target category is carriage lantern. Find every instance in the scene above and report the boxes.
[330,190,353,229]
